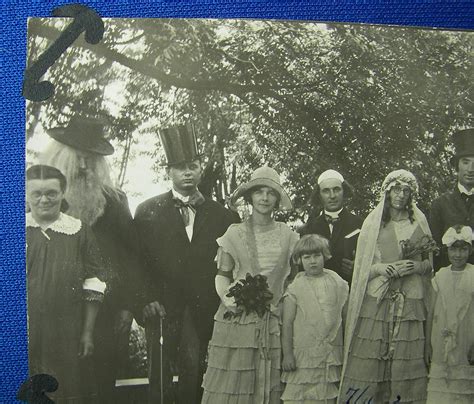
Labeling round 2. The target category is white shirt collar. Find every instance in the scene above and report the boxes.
[458,183,474,196]
[172,188,190,202]
[324,207,343,218]
[26,212,82,235]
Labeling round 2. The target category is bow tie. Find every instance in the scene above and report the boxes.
[173,191,205,226]
[325,214,340,225]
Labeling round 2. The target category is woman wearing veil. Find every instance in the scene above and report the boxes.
[339,170,433,404]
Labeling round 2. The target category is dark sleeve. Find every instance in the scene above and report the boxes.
[429,197,444,246]
[133,203,163,312]
[429,198,450,271]
[82,224,106,281]
[105,192,150,313]
[81,225,106,302]
[108,191,136,248]
[226,207,241,227]
[299,214,317,236]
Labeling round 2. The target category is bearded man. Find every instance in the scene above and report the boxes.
[40,116,141,403]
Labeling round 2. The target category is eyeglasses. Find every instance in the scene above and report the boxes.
[28,191,61,202]
[391,186,411,196]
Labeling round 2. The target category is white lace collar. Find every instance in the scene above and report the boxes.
[26,212,82,235]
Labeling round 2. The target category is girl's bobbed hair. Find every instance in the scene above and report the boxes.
[291,234,332,267]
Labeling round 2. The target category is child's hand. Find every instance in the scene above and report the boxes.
[78,332,94,358]
[282,354,297,371]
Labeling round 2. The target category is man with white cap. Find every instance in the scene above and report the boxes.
[300,169,363,284]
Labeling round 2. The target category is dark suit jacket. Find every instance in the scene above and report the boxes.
[430,187,474,269]
[300,208,363,284]
[134,191,236,318]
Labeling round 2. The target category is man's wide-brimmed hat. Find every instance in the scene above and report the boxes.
[230,166,292,210]
[159,123,201,166]
[46,116,114,156]
[450,128,474,167]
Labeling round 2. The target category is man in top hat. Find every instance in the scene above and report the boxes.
[134,124,236,403]
[430,128,474,269]
[40,116,142,403]
[300,169,363,284]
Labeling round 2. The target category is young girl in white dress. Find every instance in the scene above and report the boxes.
[281,234,349,404]
[426,225,474,404]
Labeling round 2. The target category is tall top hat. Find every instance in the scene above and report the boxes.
[450,128,474,167]
[46,116,114,155]
[159,123,201,166]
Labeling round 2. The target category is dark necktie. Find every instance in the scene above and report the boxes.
[325,214,340,226]
[173,191,205,226]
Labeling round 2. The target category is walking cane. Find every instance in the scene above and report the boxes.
[147,316,164,404]
[160,316,164,404]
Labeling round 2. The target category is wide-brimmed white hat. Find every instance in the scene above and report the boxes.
[230,166,292,210]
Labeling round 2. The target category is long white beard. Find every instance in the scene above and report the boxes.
[65,173,107,226]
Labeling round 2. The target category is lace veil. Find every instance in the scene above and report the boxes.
[340,169,432,388]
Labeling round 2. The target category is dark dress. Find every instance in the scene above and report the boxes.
[27,213,105,403]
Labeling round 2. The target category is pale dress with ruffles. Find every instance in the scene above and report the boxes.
[201,221,299,404]
[340,219,430,404]
[281,270,348,404]
[426,264,474,404]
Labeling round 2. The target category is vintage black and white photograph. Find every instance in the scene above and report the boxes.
[25,16,473,403]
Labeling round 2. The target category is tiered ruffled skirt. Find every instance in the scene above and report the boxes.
[340,294,428,404]
[426,363,474,403]
[201,305,282,404]
[281,339,343,404]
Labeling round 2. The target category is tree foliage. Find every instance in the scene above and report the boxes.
[27,18,473,218]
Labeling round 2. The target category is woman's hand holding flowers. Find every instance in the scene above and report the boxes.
[223,273,273,320]
[222,293,238,312]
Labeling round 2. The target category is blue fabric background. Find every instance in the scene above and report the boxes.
[1,1,472,402]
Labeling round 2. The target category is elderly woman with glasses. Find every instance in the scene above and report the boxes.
[339,170,434,404]
[26,164,106,403]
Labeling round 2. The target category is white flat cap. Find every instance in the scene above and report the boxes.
[317,169,344,185]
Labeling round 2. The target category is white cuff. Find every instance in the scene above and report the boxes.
[83,277,106,293]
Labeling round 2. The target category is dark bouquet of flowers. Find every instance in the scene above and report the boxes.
[400,234,439,259]
[223,273,273,320]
